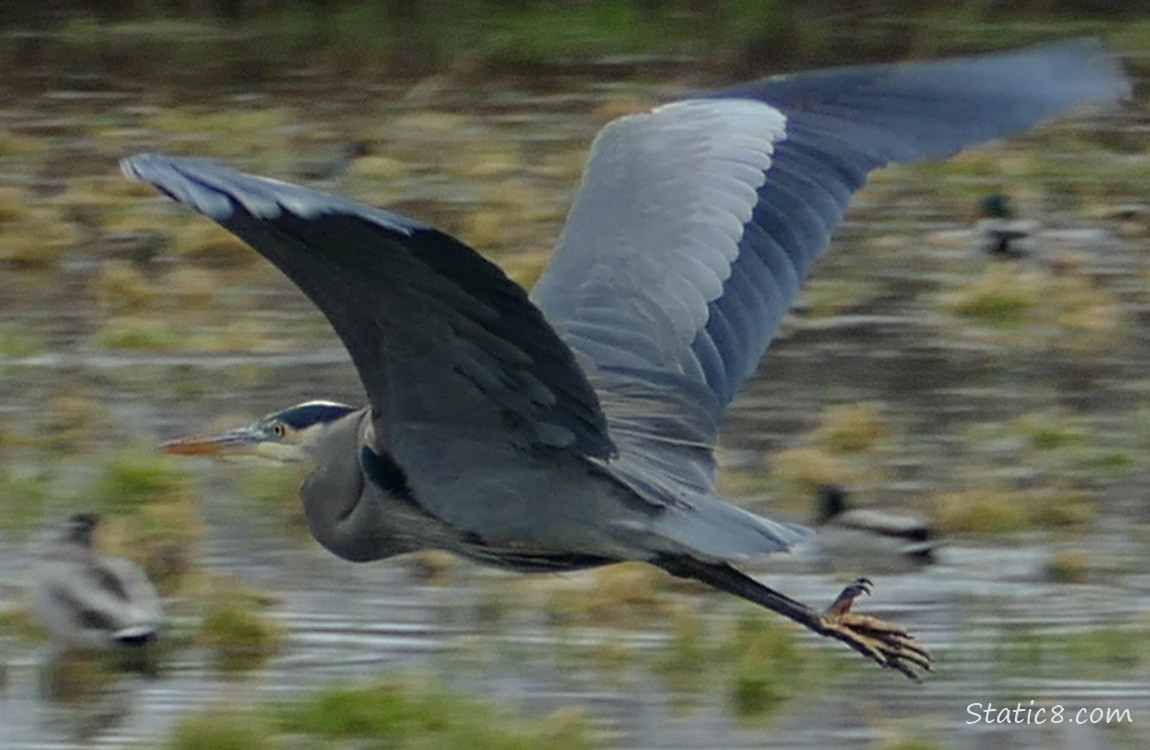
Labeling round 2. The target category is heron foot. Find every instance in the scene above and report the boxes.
[816,577,932,680]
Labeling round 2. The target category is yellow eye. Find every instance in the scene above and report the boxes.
[272,422,287,439]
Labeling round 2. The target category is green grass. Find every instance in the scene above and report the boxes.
[723,611,819,721]
[91,317,187,351]
[165,711,276,750]
[0,602,40,642]
[1106,16,1150,55]
[93,448,193,512]
[943,267,1041,328]
[1045,549,1090,583]
[37,392,106,453]
[935,485,1032,534]
[938,260,1125,353]
[75,448,206,593]
[197,590,284,674]
[91,314,278,353]
[540,562,670,627]
[993,622,1150,679]
[936,483,1096,534]
[812,401,891,454]
[1013,411,1086,451]
[273,676,596,750]
[0,189,77,268]
[1076,449,1136,474]
[655,604,712,696]
[0,324,42,357]
[237,463,307,520]
[483,2,665,65]
[145,108,294,166]
[879,737,947,750]
[0,466,51,537]
[12,0,1137,84]
[768,444,881,510]
[1060,625,1147,670]
[96,500,205,593]
[0,128,45,156]
[37,652,123,703]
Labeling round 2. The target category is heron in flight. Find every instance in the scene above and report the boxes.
[128,39,1127,679]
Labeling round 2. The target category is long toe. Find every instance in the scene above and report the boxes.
[818,585,932,680]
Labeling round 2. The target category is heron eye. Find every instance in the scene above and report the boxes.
[272,422,287,439]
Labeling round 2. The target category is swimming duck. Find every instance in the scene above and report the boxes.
[813,485,939,571]
[26,513,163,651]
[974,193,1035,259]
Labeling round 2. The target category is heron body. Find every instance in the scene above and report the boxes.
[27,514,163,651]
[132,39,1128,679]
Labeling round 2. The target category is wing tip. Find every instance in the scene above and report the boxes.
[119,152,434,234]
[1038,36,1132,107]
[120,152,242,221]
[960,36,1130,110]
[119,153,143,181]
[120,152,179,186]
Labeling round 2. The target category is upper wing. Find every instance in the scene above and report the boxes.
[532,37,1128,502]
[122,155,615,468]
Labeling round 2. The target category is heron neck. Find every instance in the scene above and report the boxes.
[298,407,426,562]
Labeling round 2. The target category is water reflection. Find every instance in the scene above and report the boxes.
[36,655,141,743]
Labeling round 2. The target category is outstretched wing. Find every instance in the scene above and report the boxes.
[123,155,615,469]
[532,38,1128,503]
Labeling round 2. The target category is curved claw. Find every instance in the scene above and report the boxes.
[825,577,873,617]
[818,579,933,680]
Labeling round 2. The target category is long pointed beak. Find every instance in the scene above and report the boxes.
[158,426,264,457]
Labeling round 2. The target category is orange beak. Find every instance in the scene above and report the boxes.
[158,426,264,457]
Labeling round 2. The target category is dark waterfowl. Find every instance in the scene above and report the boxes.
[129,39,1127,680]
[295,140,372,180]
[974,193,1035,259]
[813,485,939,572]
[27,514,163,652]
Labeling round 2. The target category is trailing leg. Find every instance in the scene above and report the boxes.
[655,556,932,680]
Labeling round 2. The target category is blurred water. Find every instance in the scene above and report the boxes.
[2,65,1150,750]
[3,527,1148,749]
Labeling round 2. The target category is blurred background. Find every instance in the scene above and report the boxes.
[2,1,1150,748]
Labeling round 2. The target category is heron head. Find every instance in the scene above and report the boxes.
[159,400,358,464]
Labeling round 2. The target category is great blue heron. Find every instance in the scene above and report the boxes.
[27,514,163,651]
[813,484,939,572]
[126,39,1128,680]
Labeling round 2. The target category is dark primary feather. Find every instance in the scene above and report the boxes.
[123,156,613,466]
